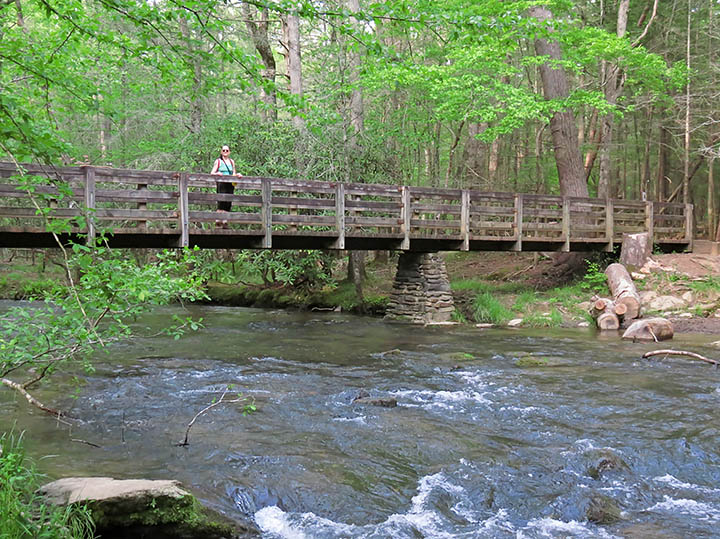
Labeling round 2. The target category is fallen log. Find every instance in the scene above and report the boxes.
[642,349,719,367]
[622,317,673,342]
[604,263,641,319]
[590,298,627,330]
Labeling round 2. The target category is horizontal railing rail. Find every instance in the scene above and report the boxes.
[0,162,692,251]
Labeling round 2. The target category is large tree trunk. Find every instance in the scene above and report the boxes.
[463,122,486,188]
[243,4,277,121]
[528,6,587,198]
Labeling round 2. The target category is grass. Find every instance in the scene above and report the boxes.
[522,308,563,328]
[472,292,513,324]
[0,431,94,538]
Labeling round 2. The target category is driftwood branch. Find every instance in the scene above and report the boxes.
[642,349,719,367]
[176,388,254,447]
[1,377,70,421]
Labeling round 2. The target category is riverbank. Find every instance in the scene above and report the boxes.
[3,249,720,333]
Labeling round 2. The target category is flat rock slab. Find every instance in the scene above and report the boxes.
[42,477,187,505]
[41,477,257,538]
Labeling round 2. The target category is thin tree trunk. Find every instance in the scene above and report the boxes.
[683,0,691,204]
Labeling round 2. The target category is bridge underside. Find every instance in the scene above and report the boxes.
[0,228,690,253]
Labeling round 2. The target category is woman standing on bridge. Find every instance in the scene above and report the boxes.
[210,145,242,217]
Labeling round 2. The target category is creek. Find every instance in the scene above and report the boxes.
[2,303,720,538]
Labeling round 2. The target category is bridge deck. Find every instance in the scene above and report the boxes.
[0,162,692,251]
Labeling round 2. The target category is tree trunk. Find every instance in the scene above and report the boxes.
[683,0,691,204]
[619,232,651,270]
[604,263,641,319]
[463,122,486,188]
[590,298,626,330]
[622,318,674,342]
[597,0,629,199]
[528,6,587,198]
[243,4,277,121]
[282,14,304,131]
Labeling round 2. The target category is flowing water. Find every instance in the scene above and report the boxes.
[2,303,720,538]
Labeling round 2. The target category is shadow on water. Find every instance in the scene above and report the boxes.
[2,303,720,537]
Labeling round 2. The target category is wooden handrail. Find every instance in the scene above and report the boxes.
[0,162,691,251]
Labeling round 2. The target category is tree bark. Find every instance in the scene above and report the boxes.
[619,232,651,270]
[528,6,587,198]
[604,263,641,319]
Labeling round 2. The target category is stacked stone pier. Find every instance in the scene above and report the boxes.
[385,252,455,324]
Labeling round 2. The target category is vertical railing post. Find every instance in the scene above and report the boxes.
[334,183,345,249]
[645,200,654,248]
[261,178,272,249]
[178,173,189,248]
[685,203,694,251]
[400,186,411,250]
[137,183,148,229]
[605,198,614,252]
[562,197,570,252]
[513,193,523,251]
[460,189,470,251]
[83,166,96,245]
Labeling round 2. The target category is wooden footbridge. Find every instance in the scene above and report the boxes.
[0,162,692,252]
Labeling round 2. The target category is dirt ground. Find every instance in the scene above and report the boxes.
[442,250,720,334]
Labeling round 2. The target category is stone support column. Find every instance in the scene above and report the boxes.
[385,252,455,324]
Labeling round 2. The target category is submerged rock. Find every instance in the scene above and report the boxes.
[352,390,397,408]
[40,477,257,538]
[585,494,622,525]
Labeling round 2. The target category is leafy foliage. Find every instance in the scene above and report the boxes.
[236,250,336,289]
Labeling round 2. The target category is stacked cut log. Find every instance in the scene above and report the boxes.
[590,298,628,330]
[604,263,641,320]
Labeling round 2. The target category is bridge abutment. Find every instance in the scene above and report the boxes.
[385,252,455,324]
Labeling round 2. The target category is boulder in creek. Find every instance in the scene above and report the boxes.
[40,477,258,538]
[585,494,623,525]
[622,318,674,342]
[352,396,398,408]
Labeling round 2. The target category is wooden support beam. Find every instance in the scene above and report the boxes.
[605,198,614,252]
[261,178,272,249]
[83,166,96,245]
[334,183,345,249]
[400,186,411,250]
[460,190,470,251]
[685,203,693,250]
[513,194,523,251]
[645,201,654,247]
[178,173,189,248]
[562,197,570,252]
[137,183,148,229]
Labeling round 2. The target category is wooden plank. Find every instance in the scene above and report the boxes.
[270,196,335,209]
[470,205,515,215]
[409,219,461,229]
[272,214,336,225]
[685,203,693,249]
[97,190,178,203]
[188,211,262,224]
[334,183,345,249]
[461,190,469,251]
[261,178,272,248]
[94,209,177,220]
[645,201,654,246]
[346,216,401,226]
[84,166,96,243]
[410,202,462,213]
[400,186,410,250]
[562,197,570,251]
[513,194,523,251]
[178,173,189,247]
[605,199,613,252]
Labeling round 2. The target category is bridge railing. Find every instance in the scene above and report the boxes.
[0,162,692,250]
